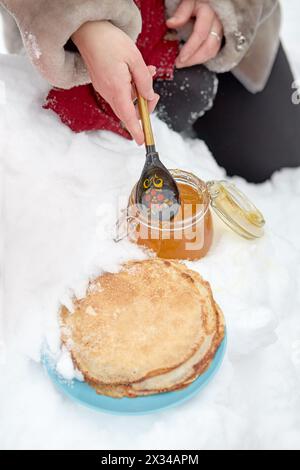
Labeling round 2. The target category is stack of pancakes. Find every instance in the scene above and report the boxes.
[60,259,225,398]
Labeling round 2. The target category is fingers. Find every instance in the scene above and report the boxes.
[147,65,159,113]
[148,93,160,114]
[117,92,159,144]
[129,51,155,101]
[136,92,160,115]
[131,86,160,119]
[166,0,195,29]
[148,65,157,78]
[111,82,144,145]
[131,65,160,116]
[176,4,215,66]
[92,65,144,144]
[131,66,156,98]
[112,67,159,145]
[176,16,223,68]
[110,59,157,144]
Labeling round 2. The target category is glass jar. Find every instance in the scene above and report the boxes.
[116,169,265,261]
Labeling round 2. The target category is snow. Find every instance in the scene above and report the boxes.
[1,2,300,450]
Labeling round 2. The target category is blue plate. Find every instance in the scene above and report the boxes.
[44,334,226,415]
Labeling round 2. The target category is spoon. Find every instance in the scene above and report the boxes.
[135,94,181,221]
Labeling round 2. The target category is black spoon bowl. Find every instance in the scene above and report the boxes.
[136,94,181,221]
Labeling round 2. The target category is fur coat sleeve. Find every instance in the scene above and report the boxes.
[0,0,281,93]
[0,0,142,88]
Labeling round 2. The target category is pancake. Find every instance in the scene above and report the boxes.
[60,259,225,396]
[93,305,225,398]
[61,259,215,385]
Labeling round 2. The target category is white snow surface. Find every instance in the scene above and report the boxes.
[1,3,300,450]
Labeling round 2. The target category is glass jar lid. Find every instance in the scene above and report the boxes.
[206,180,265,239]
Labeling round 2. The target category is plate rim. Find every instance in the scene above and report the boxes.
[43,333,227,416]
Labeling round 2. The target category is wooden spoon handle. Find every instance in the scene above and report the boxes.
[137,94,155,148]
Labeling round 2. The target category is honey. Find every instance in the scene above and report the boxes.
[116,170,265,258]
[127,171,214,260]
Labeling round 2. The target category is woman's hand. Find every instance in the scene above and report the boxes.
[72,21,159,145]
[166,0,223,68]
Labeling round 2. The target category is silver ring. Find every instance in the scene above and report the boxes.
[210,31,222,42]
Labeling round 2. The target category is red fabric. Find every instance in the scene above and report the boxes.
[44,0,179,138]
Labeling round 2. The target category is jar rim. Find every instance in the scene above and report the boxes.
[128,169,210,232]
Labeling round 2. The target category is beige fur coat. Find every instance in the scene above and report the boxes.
[0,0,281,93]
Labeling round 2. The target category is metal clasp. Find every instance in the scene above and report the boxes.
[114,210,138,243]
